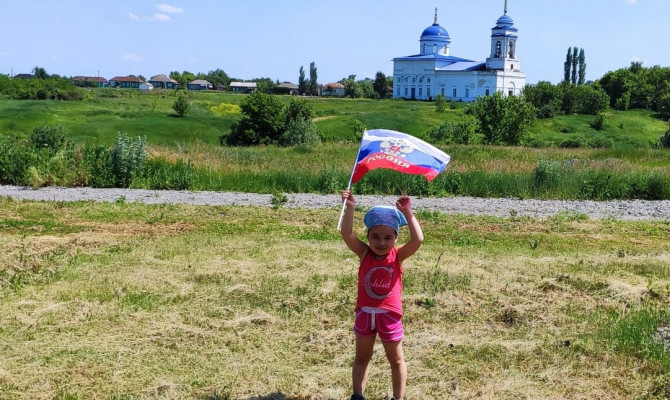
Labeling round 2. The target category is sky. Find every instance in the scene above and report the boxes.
[1,0,669,86]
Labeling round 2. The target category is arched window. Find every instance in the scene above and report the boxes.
[509,42,515,58]
[495,41,501,58]
[423,44,427,53]
[432,44,437,53]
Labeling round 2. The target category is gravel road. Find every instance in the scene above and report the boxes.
[1,185,669,221]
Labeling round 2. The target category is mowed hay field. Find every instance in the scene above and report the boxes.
[1,199,670,399]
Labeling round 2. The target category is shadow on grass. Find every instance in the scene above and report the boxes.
[243,393,336,400]
[200,391,336,400]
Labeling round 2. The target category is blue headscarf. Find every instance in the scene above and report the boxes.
[364,206,407,234]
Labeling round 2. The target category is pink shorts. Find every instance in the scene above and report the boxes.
[354,308,404,342]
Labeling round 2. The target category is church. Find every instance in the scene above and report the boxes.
[392,1,526,101]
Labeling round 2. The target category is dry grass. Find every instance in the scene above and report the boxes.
[1,199,669,399]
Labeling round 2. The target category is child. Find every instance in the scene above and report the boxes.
[340,189,424,400]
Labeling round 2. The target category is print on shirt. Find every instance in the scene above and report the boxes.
[363,266,393,299]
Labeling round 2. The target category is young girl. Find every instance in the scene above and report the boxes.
[340,189,424,400]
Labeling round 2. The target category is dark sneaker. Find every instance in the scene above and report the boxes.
[350,395,365,400]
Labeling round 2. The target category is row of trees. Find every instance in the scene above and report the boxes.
[564,47,587,85]
[0,67,83,101]
[598,62,670,119]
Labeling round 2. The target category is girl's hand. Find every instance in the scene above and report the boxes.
[342,189,356,208]
[396,196,412,214]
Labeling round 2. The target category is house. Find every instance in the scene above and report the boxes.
[321,82,345,96]
[73,76,108,87]
[393,4,525,101]
[229,81,258,93]
[187,79,213,91]
[275,82,299,95]
[148,74,178,89]
[109,76,143,89]
[139,82,154,91]
[13,73,34,79]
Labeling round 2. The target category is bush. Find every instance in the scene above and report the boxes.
[591,112,606,130]
[82,144,115,187]
[111,133,147,187]
[532,157,562,190]
[30,122,67,153]
[172,94,190,117]
[435,93,447,113]
[660,121,670,149]
[280,117,321,147]
[0,137,37,185]
[427,118,477,144]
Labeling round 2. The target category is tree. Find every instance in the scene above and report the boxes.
[309,62,318,96]
[523,81,563,118]
[284,98,314,126]
[172,94,190,117]
[33,66,48,80]
[472,92,536,145]
[434,93,448,112]
[578,48,586,85]
[298,66,307,95]
[571,47,579,84]
[563,48,572,83]
[373,71,390,99]
[205,69,230,88]
[225,92,285,145]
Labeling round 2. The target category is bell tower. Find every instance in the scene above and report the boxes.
[486,0,520,72]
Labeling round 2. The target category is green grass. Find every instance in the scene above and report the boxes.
[1,199,669,398]
[2,92,670,200]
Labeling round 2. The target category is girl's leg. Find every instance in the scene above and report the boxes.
[352,334,376,396]
[382,339,406,399]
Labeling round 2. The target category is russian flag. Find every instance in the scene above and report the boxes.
[351,129,451,183]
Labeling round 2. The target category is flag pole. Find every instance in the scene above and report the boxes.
[337,130,366,231]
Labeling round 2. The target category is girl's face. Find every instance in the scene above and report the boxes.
[367,225,398,257]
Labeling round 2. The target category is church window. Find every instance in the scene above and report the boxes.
[423,44,427,53]
[509,90,514,96]
[465,88,469,98]
[427,78,431,83]
[419,88,423,96]
[452,88,457,97]
[432,44,437,53]
[427,88,431,98]
[404,88,408,97]
[419,77,423,83]
[495,41,501,58]
[441,88,445,95]
[510,64,514,70]
[485,89,490,96]
[509,42,514,58]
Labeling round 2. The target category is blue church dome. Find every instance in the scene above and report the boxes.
[421,23,449,40]
[496,14,514,27]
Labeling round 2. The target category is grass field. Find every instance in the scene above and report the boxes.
[1,199,669,399]
[1,91,667,148]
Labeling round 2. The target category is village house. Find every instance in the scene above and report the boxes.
[187,79,213,91]
[229,81,258,93]
[148,74,178,89]
[108,76,143,89]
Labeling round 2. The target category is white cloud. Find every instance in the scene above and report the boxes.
[122,53,142,62]
[152,13,171,22]
[156,4,183,14]
[128,12,140,21]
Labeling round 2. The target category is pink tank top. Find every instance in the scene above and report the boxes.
[355,247,403,316]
